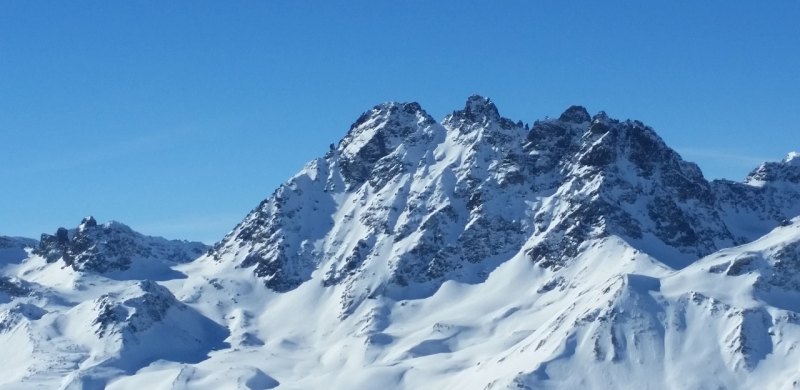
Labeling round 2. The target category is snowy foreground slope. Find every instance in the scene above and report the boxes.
[2,97,800,389]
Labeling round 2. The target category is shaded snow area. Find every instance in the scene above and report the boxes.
[2,97,800,389]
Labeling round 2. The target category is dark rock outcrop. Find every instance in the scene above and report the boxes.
[34,218,208,274]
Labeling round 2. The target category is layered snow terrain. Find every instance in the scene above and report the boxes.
[0,219,214,389]
[2,97,799,389]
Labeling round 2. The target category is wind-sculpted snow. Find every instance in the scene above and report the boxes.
[2,97,800,389]
[0,275,227,389]
[54,280,230,389]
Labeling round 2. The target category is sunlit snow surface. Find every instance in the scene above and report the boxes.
[4,223,800,389]
[1,99,799,389]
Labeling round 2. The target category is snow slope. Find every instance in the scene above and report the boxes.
[1,97,799,389]
[0,219,216,389]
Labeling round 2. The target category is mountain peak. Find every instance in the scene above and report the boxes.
[559,105,591,124]
[335,101,438,188]
[443,95,524,137]
[464,94,497,113]
[784,151,800,166]
[452,95,501,122]
[745,152,800,186]
[79,216,98,231]
[347,101,430,131]
[34,218,208,274]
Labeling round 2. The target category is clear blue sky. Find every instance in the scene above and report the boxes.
[2,1,799,243]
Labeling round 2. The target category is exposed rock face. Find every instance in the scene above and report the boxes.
[92,280,186,337]
[713,152,800,242]
[522,112,735,270]
[34,217,208,273]
[207,96,797,304]
[337,102,438,189]
[0,303,46,333]
[558,105,592,124]
[53,280,231,387]
[0,277,31,299]
[745,152,800,186]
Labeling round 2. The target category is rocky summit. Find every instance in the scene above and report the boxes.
[210,96,797,297]
[34,217,208,275]
[1,97,800,389]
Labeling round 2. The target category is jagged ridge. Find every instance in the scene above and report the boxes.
[34,217,208,275]
[208,96,800,305]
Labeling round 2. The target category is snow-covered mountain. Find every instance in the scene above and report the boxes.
[207,96,795,301]
[34,216,208,279]
[2,97,799,389]
[0,219,215,389]
[714,152,800,242]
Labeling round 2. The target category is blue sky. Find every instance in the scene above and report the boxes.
[1,1,799,243]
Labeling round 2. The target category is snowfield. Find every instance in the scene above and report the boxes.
[1,97,799,389]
